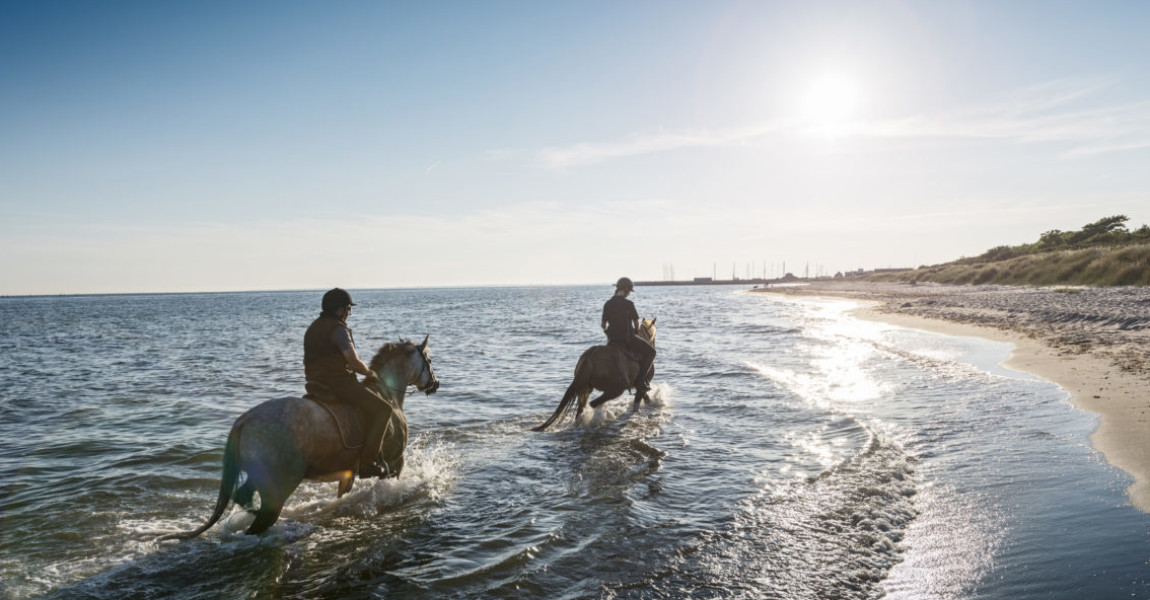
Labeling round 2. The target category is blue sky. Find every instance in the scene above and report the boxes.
[2,1,1149,294]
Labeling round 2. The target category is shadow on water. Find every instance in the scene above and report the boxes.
[33,492,442,600]
[37,537,294,600]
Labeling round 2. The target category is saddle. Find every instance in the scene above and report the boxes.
[606,339,642,363]
[304,381,365,450]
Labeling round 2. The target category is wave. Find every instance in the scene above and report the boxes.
[622,428,919,600]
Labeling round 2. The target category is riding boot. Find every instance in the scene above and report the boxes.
[358,412,390,478]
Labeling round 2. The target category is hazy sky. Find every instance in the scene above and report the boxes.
[3,1,1149,294]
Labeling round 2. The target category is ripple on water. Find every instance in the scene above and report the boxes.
[3,288,1148,600]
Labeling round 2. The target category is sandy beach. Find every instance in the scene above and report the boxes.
[756,281,1150,512]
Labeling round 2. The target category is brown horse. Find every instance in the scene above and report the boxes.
[533,318,656,431]
[160,337,439,539]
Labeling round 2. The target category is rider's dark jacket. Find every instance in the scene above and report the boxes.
[303,312,396,469]
[304,314,356,384]
[602,295,639,344]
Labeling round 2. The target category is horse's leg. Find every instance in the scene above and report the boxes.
[234,481,256,510]
[247,496,283,534]
[590,389,624,408]
[246,467,306,534]
[645,365,655,402]
[336,472,355,498]
[378,415,407,478]
[238,425,306,535]
[575,390,591,422]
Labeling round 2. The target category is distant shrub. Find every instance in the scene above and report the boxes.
[978,246,1018,262]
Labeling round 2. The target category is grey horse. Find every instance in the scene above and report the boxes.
[161,337,439,538]
[533,318,656,431]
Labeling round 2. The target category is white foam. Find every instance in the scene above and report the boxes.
[576,383,672,429]
[289,437,459,521]
[136,436,459,547]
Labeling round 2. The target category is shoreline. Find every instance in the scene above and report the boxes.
[755,282,1150,512]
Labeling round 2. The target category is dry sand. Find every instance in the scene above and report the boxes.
[755,281,1150,512]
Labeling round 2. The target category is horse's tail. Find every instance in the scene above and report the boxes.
[158,423,243,541]
[532,378,582,432]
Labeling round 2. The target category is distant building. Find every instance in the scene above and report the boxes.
[694,277,714,283]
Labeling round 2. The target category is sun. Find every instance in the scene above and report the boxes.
[799,73,860,132]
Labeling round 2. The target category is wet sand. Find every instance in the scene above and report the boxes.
[755,281,1150,511]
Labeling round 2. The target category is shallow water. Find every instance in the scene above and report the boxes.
[1,286,1147,599]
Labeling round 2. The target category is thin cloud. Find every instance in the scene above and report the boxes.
[536,78,1150,167]
[865,78,1150,156]
[538,122,788,169]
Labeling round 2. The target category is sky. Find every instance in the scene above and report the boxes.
[2,1,1149,295]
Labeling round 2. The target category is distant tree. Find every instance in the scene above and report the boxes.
[1038,229,1066,249]
[1082,215,1129,235]
[1071,215,1129,245]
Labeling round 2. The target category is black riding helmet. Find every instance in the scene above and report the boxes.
[616,277,634,292]
[321,288,356,313]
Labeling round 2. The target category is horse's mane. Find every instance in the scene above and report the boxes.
[368,340,418,372]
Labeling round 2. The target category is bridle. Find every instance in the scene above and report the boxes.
[413,348,434,392]
[371,343,435,399]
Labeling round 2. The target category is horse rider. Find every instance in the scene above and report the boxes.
[601,277,656,400]
[303,288,392,479]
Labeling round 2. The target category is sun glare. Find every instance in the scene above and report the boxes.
[800,73,860,133]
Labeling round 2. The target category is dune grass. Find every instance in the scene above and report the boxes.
[871,243,1150,286]
[864,216,1150,287]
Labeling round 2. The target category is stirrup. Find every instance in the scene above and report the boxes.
[358,462,387,479]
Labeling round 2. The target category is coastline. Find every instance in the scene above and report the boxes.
[755,281,1150,512]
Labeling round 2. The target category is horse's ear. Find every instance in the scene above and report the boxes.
[419,335,429,351]
[650,317,657,326]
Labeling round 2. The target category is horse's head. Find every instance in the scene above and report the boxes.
[639,317,657,346]
[368,336,439,400]
[411,335,440,395]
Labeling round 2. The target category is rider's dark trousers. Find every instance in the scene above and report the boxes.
[326,376,393,466]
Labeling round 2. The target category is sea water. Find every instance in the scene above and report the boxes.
[1,286,1147,599]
